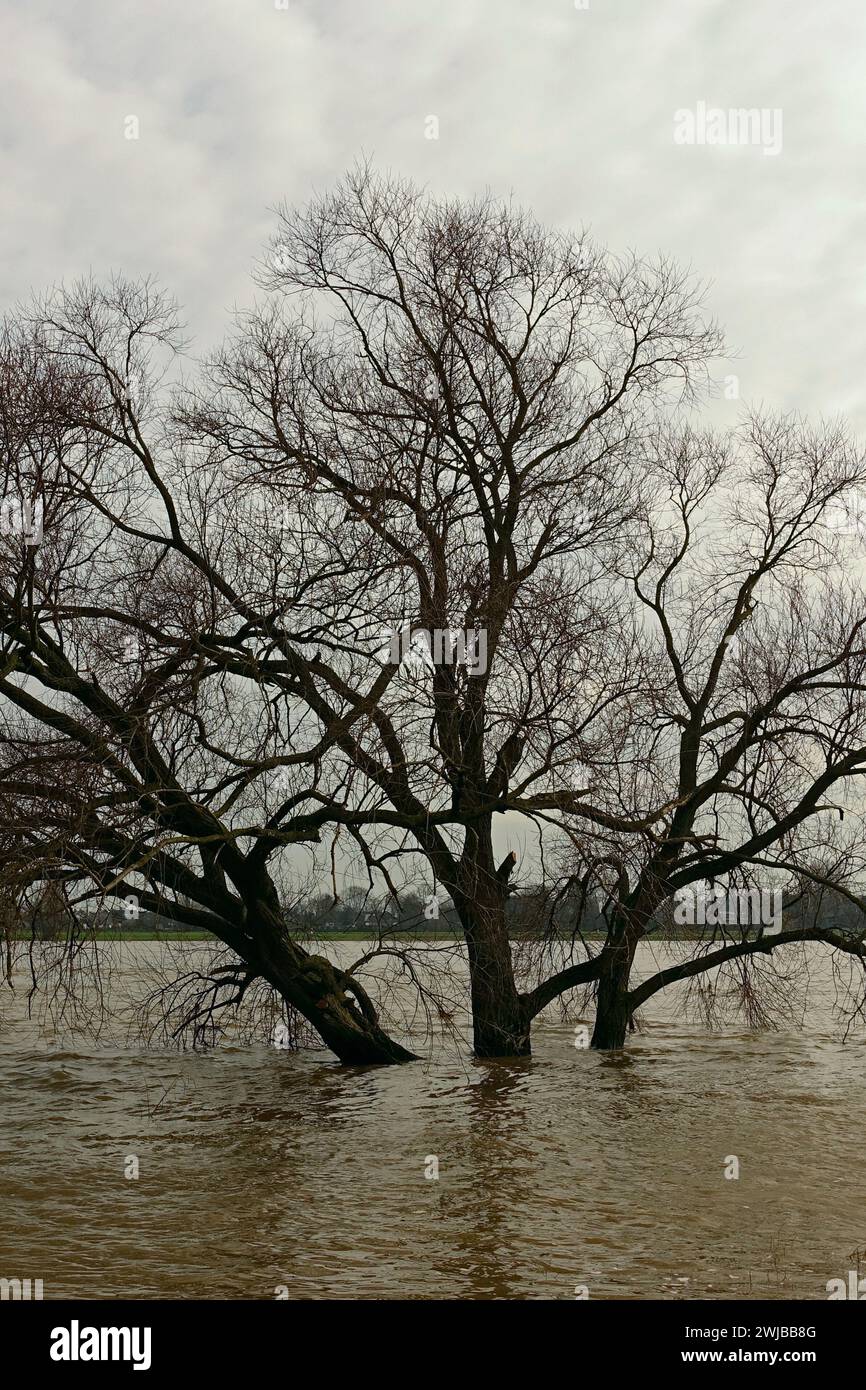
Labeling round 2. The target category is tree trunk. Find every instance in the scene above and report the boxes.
[467,926,530,1057]
[452,840,530,1058]
[252,907,418,1065]
[285,952,418,1064]
[591,942,635,1050]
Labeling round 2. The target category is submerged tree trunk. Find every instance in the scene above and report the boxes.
[251,902,418,1065]
[591,938,636,1050]
[465,918,530,1057]
[452,837,530,1058]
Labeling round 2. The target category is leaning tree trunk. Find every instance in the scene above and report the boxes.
[251,903,417,1064]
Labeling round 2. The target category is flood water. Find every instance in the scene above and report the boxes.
[1,940,864,1300]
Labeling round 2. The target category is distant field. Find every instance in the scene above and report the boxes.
[14,928,726,943]
[15,928,460,942]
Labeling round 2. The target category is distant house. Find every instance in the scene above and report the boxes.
[361,904,399,931]
[87,902,179,933]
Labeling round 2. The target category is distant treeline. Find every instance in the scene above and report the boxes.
[16,880,866,939]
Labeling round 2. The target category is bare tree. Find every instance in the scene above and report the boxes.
[557,414,866,1046]
[181,164,721,1056]
[2,167,864,1063]
[0,276,416,1062]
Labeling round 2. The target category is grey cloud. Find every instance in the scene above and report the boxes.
[0,0,863,426]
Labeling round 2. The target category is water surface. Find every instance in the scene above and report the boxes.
[1,941,863,1299]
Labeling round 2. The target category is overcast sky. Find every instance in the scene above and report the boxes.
[2,0,865,429]
[3,0,864,892]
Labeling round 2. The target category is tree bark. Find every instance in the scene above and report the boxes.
[451,842,530,1058]
[465,920,530,1057]
[251,905,418,1064]
[591,940,635,1050]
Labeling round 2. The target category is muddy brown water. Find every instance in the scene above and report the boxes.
[1,940,864,1300]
